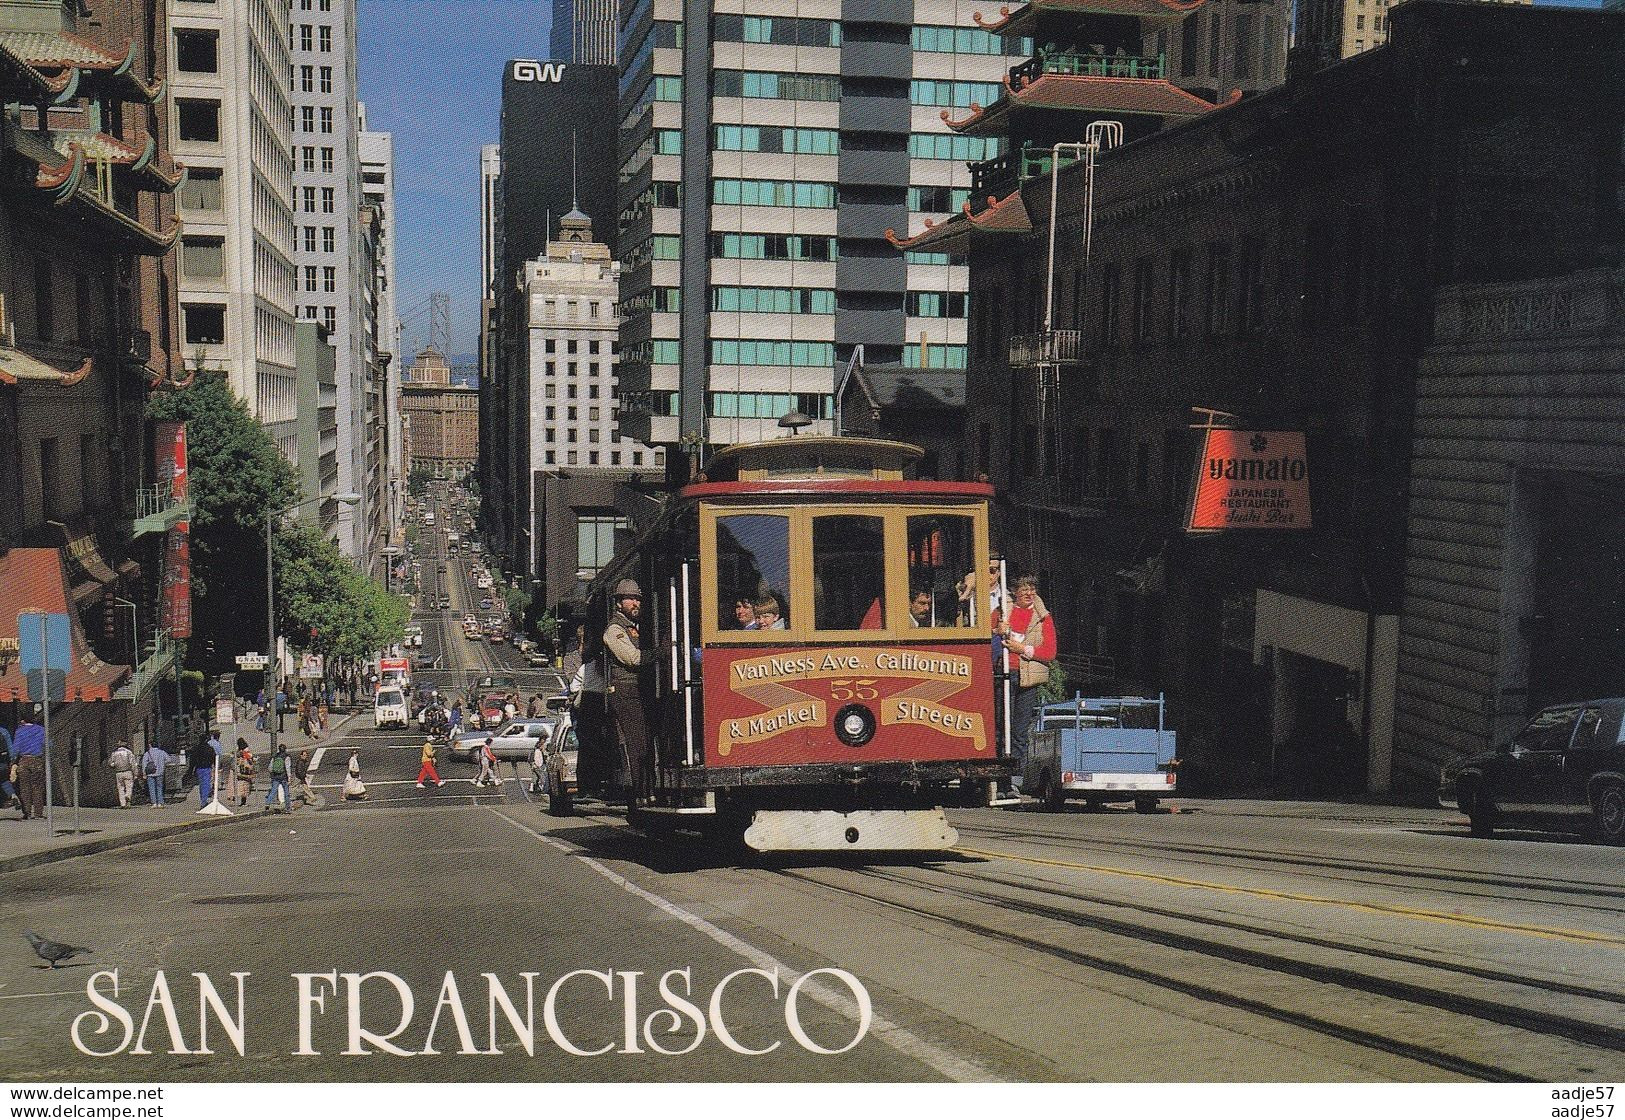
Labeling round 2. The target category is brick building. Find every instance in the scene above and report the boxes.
[402,346,478,479]
[0,0,190,804]
[901,0,1623,793]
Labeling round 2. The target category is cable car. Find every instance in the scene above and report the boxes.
[582,435,1013,852]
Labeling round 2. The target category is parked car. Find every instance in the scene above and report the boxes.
[525,649,552,668]
[545,723,579,816]
[1439,697,1625,843]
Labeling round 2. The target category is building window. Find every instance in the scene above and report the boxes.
[176,99,221,142]
[319,66,332,93]
[322,227,335,252]
[1205,242,1232,335]
[1131,258,1154,343]
[323,306,336,332]
[302,146,316,172]
[183,303,226,345]
[321,187,335,213]
[300,64,314,92]
[300,106,315,132]
[304,266,318,290]
[174,29,218,73]
[321,147,334,172]
[299,24,313,50]
[181,237,225,279]
[577,515,629,575]
[177,167,222,210]
[32,258,53,340]
[320,107,334,133]
[1168,248,1192,339]
[322,266,336,293]
[318,25,332,51]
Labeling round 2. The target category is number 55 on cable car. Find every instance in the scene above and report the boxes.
[583,436,1015,853]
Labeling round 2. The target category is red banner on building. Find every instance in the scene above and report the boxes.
[1187,429,1312,532]
[155,422,192,637]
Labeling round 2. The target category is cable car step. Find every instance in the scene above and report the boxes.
[743,808,958,852]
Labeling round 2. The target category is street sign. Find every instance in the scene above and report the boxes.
[235,653,270,669]
[19,611,70,703]
[299,652,324,679]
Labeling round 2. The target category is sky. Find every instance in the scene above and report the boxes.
[358,0,554,362]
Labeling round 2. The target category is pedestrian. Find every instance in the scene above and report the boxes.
[526,695,540,718]
[234,739,255,806]
[343,749,367,799]
[190,732,218,808]
[107,738,136,808]
[476,737,498,787]
[275,686,287,733]
[293,749,313,806]
[221,733,240,806]
[255,698,266,732]
[503,694,518,721]
[12,709,46,820]
[416,739,441,789]
[265,744,292,812]
[603,578,653,803]
[1000,574,1057,795]
[141,740,172,808]
[448,702,462,735]
[318,696,329,732]
[571,631,608,796]
[0,722,16,812]
[346,675,358,707]
[529,728,550,794]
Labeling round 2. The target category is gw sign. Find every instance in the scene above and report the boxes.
[511,60,565,82]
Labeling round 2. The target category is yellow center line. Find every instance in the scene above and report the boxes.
[954,845,1625,948]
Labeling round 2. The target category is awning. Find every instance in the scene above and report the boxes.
[0,344,92,386]
[0,548,130,702]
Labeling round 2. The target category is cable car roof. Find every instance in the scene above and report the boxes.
[705,436,925,482]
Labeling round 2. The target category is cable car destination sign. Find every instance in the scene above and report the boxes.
[1187,428,1312,532]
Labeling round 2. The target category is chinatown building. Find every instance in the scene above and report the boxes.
[0,0,189,805]
[888,0,1623,796]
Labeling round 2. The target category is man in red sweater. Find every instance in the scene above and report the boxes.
[1001,575,1057,789]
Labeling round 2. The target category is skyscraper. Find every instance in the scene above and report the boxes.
[613,0,1027,461]
[290,0,372,555]
[168,0,298,459]
[360,118,402,539]
[551,0,617,64]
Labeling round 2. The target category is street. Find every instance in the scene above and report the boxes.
[1,759,1619,1081]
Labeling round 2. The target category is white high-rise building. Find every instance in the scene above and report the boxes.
[480,144,501,302]
[290,0,380,557]
[524,209,657,475]
[169,0,299,458]
[360,120,402,535]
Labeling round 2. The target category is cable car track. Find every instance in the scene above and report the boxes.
[960,819,1625,911]
[765,862,1617,1081]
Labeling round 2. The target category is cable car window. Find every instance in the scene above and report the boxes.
[813,515,886,630]
[715,514,791,631]
[907,514,976,628]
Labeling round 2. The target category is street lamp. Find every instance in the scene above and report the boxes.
[267,492,360,766]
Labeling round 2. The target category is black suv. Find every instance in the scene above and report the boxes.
[1439,699,1625,843]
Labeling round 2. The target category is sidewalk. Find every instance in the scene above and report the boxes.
[0,712,361,875]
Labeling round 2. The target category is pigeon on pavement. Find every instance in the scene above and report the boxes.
[24,931,91,968]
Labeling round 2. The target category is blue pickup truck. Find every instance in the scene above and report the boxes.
[1021,695,1179,812]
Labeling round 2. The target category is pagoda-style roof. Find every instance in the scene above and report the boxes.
[886,189,1033,253]
[0,29,162,104]
[53,129,183,190]
[945,71,1225,135]
[0,345,93,386]
[9,130,180,253]
[0,39,67,98]
[975,0,1204,36]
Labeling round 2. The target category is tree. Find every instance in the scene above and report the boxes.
[407,465,433,499]
[275,525,408,662]
[146,372,299,672]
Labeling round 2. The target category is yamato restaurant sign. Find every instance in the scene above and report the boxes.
[1187,430,1312,532]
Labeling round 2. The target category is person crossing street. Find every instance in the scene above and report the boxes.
[416,738,442,789]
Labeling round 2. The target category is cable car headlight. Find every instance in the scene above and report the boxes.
[834,703,876,747]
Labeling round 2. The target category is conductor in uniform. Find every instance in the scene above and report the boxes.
[603,579,653,804]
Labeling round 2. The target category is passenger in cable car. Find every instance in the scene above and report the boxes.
[752,595,787,630]
[909,587,934,627]
[731,596,759,630]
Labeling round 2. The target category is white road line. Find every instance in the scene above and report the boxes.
[492,811,999,1083]
[310,747,327,774]
[0,990,81,1001]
